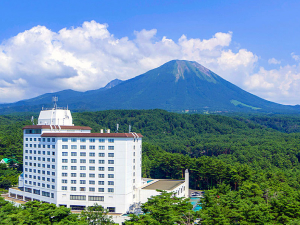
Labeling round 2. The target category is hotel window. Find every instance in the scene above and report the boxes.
[80,145,86,150]
[62,159,68,163]
[107,207,116,213]
[62,179,67,183]
[80,173,86,177]
[47,145,50,149]
[52,165,55,169]
[38,144,41,148]
[62,152,68,156]
[89,152,95,157]
[80,138,86,142]
[99,153,105,157]
[62,145,68,149]
[108,181,114,185]
[98,167,105,171]
[98,174,104,178]
[71,138,77,142]
[80,166,86,170]
[108,153,114,157]
[108,160,114,164]
[62,138,68,142]
[80,159,86,163]
[71,145,77,149]
[52,145,55,149]
[52,138,55,142]
[89,166,95,171]
[71,180,76,184]
[99,139,105,143]
[71,187,76,191]
[26,138,28,141]
[108,146,114,150]
[89,187,95,192]
[42,138,45,142]
[89,173,95,178]
[98,181,104,185]
[89,160,95,164]
[71,173,77,177]
[38,138,41,142]
[62,166,68,170]
[70,195,86,200]
[80,180,86,184]
[108,188,114,193]
[62,173,67,177]
[71,159,77,163]
[108,139,114,143]
[89,139,95,143]
[25,144,28,147]
[99,160,105,164]
[47,138,50,142]
[80,187,86,191]
[80,152,86,157]
[62,186,67,190]
[89,180,95,185]
[30,138,32,141]
[52,185,55,189]
[108,174,114,178]
[71,166,77,170]
[52,172,55,176]
[98,188,104,192]
[99,146,105,150]
[89,146,95,150]
[108,167,114,171]
[71,152,77,156]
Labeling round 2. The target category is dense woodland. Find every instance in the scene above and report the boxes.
[1,110,300,224]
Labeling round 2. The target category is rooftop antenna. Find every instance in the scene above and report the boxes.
[52,96,58,109]
[116,124,119,133]
[129,125,131,133]
[31,116,34,125]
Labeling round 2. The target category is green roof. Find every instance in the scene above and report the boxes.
[1,158,18,163]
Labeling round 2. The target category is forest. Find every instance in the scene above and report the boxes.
[1,110,300,224]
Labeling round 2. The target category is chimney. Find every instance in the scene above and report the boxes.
[107,129,110,133]
[100,129,103,133]
[185,169,189,198]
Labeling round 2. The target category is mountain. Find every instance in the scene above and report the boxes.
[0,60,298,114]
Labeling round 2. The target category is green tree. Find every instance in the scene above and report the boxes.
[80,204,115,225]
[125,191,196,225]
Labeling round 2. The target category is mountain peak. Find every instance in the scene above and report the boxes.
[161,60,217,83]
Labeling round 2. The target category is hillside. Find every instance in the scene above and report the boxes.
[0,60,298,114]
[2,110,300,223]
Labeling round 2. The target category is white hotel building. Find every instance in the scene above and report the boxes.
[9,106,188,218]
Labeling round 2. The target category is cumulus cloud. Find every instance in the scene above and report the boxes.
[268,58,281,65]
[292,52,300,61]
[245,64,300,105]
[0,20,298,105]
[0,21,258,103]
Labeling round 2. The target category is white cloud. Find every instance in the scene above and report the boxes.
[292,52,300,61]
[0,20,298,105]
[268,58,281,65]
[245,65,300,105]
[0,21,257,103]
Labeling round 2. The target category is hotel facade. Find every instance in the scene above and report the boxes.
[9,106,187,218]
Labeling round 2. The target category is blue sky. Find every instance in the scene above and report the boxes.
[0,0,299,104]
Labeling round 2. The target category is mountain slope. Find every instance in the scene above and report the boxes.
[0,60,298,114]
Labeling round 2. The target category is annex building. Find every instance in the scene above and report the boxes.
[8,105,188,220]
